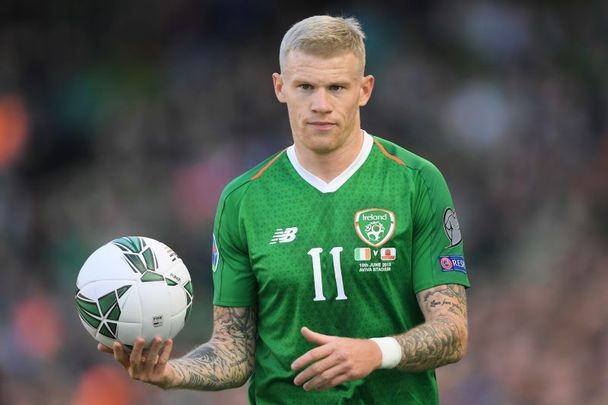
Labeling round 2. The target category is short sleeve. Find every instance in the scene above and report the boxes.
[212,185,257,306]
[412,163,470,293]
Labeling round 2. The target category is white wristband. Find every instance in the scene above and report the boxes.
[370,337,402,369]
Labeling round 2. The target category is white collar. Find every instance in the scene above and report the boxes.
[286,131,373,193]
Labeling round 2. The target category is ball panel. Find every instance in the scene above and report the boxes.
[115,322,144,348]
[77,312,100,341]
[116,283,141,323]
[77,244,140,286]
[138,281,173,342]
[95,330,117,349]
[165,283,188,317]
[145,238,182,272]
[160,261,191,287]
[169,307,188,339]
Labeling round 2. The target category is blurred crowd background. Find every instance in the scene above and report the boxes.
[1,0,607,404]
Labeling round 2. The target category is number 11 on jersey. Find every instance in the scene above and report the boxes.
[307,247,347,301]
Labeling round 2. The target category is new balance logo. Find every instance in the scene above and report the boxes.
[270,227,298,244]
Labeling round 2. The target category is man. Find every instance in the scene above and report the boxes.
[100,15,470,404]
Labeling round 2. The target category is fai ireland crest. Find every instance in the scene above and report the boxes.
[354,208,396,248]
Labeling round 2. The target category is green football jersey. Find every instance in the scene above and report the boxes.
[212,132,470,404]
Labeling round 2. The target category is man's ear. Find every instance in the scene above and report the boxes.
[272,73,286,103]
[359,74,375,107]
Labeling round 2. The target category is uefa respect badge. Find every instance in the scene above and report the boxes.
[439,255,466,273]
[354,208,396,248]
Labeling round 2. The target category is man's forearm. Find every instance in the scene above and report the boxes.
[168,339,251,390]
[393,284,468,372]
[168,305,257,391]
[393,316,466,372]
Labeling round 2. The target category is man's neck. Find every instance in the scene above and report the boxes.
[294,130,365,183]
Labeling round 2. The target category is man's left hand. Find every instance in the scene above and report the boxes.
[291,326,382,391]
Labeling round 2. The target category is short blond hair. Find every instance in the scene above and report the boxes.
[279,15,366,74]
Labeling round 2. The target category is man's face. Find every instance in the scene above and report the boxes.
[272,50,374,155]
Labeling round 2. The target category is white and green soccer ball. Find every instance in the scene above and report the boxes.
[75,236,193,349]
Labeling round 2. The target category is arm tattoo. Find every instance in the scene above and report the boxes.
[168,305,257,390]
[393,284,468,371]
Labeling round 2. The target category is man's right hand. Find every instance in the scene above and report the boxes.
[97,337,178,389]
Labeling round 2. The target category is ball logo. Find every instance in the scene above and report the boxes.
[443,208,462,247]
[152,315,164,328]
[354,208,396,248]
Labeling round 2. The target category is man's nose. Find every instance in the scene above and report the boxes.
[310,89,332,113]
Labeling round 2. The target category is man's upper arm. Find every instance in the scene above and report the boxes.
[416,284,468,323]
[213,182,258,307]
[412,162,470,293]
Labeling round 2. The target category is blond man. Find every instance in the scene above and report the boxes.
[101,15,469,404]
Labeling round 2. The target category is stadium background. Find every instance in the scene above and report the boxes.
[1,1,607,404]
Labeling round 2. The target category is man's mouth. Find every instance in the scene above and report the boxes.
[308,122,336,130]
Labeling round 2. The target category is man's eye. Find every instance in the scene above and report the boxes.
[329,85,344,92]
[299,84,313,90]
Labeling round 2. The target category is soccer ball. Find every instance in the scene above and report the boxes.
[75,236,193,349]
